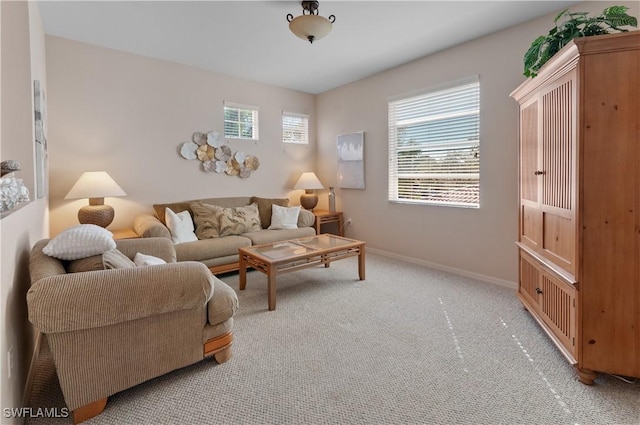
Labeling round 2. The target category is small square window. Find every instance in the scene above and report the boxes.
[224,102,259,141]
[282,112,309,144]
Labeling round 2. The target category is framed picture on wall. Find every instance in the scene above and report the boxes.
[33,80,48,199]
[337,131,365,189]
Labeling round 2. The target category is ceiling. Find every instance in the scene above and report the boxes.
[37,1,580,94]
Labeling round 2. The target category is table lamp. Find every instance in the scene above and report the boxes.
[293,172,324,210]
[65,171,126,228]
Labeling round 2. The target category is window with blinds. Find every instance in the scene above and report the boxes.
[282,112,309,144]
[224,102,259,140]
[388,77,480,207]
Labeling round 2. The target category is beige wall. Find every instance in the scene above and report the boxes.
[46,37,317,236]
[1,1,49,420]
[316,1,639,285]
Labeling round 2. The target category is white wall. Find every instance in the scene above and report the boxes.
[1,1,49,420]
[316,1,639,285]
[46,37,317,236]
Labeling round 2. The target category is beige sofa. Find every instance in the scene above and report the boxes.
[133,196,317,273]
[27,237,238,424]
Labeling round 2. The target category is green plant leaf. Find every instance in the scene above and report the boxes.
[603,5,629,16]
[523,35,547,77]
[523,5,637,78]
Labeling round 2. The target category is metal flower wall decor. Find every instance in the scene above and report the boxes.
[180,131,260,179]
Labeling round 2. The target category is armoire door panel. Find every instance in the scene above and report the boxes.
[542,212,575,273]
[541,72,575,214]
[519,251,541,307]
[520,101,539,203]
[521,205,541,248]
[539,272,576,357]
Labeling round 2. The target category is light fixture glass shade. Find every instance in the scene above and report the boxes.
[294,172,324,190]
[289,15,332,43]
[65,171,126,200]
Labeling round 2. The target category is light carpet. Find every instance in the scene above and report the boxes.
[26,253,639,424]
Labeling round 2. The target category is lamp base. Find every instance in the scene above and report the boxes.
[300,192,318,210]
[78,204,115,228]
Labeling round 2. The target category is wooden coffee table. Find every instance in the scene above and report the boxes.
[238,234,365,311]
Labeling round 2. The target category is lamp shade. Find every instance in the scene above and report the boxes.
[65,171,126,200]
[294,172,323,210]
[294,172,324,190]
[65,171,126,228]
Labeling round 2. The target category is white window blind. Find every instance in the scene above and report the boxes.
[224,102,259,140]
[388,77,480,207]
[282,112,309,144]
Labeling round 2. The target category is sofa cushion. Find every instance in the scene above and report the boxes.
[242,227,316,246]
[43,224,116,261]
[268,205,300,230]
[191,202,261,238]
[165,208,198,244]
[175,235,252,262]
[250,196,290,228]
[66,255,104,273]
[103,249,136,269]
[153,201,192,225]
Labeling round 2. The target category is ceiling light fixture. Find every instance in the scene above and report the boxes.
[287,1,335,44]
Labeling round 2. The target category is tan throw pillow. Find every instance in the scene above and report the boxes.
[191,202,261,238]
[102,249,136,269]
[190,202,221,239]
[66,255,105,273]
[250,197,290,229]
[153,201,192,225]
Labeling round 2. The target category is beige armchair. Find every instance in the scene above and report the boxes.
[27,237,238,424]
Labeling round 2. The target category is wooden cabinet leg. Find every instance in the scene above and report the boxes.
[576,367,597,385]
[73,398,107,424]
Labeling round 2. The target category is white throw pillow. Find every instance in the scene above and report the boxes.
[268,205,301,230]
[43,224,116,260]
[165,207,198,244]
[134,252,167,267]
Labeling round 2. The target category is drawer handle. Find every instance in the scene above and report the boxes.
[535,287,543,294]
[534,170,546,175]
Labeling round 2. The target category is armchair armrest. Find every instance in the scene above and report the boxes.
[298,209,315,228]
[133,214,171,239]
[27,262,214,333]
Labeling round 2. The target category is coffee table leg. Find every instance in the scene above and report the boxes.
[239,254,247,290]
[267,265,276,311]
[358,245,365,280]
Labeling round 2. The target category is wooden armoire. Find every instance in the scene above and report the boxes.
[510,31,639,385]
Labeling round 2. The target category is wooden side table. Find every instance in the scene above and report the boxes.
[111,228,139,240]
[312,210,343,236]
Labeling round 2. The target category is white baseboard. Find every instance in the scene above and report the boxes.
[367,247,518,290]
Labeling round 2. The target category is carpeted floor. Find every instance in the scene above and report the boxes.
[26,253,639,424]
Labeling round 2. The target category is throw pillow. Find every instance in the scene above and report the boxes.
[153,201,192,225]
[250,197,290,228]
[134,252,167,267]
[165,207,198,244]
[268,205,301,230]
[103,249,136,269]
[66,255,104,273]
[43,224,116,261]
[191,202,261,238]
[190,202,222,239]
